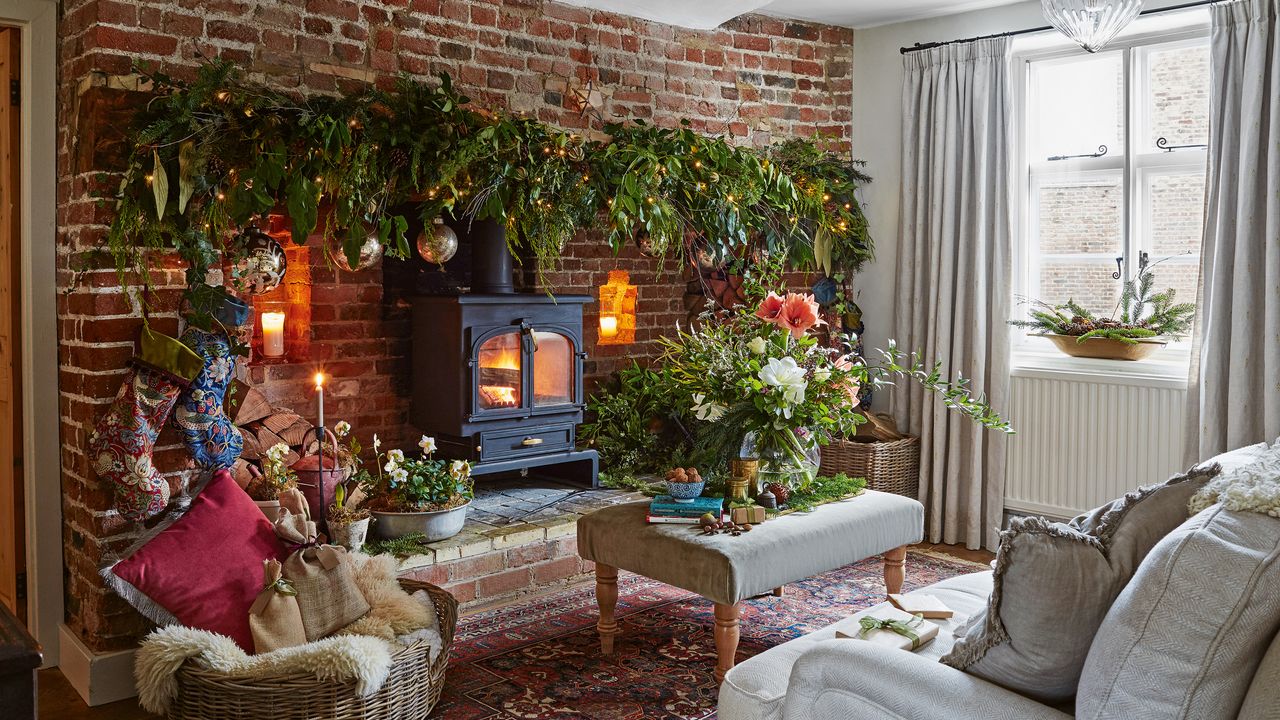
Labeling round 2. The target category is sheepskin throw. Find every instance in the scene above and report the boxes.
[1190,444,1280,517]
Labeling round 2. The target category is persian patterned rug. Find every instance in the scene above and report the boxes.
[434,549,984,719]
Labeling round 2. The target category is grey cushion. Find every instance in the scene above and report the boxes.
[720,571,993,720]
[577,491,923,605]
[940,464,1219,703]
[1076,506,1280,720]
[1239,629,1280,720]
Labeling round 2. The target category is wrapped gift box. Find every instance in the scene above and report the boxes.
[836,606,939,651]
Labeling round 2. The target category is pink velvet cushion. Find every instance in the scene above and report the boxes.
[104,470,286,651]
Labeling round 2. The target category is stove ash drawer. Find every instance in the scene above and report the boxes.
[478,424,575,462]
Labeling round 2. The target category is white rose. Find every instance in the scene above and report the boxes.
[748,336,768,355]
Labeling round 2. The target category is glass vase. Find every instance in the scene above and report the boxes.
[740,428,820,495]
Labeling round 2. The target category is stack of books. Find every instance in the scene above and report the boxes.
[647,495,727,524]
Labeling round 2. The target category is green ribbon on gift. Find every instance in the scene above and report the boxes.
[267,577,297,597]
[858,614,925,649]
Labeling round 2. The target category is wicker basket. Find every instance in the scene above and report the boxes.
[820,435,920,499]
[166,580,458,720]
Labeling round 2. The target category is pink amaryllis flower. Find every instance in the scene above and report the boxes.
[755,292,785,322]
[776,292,825,338]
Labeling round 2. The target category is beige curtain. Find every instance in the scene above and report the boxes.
[1185,0,1280,463]
[892,37,1012,551]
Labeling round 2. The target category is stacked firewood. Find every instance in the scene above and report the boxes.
[227,380,314,487]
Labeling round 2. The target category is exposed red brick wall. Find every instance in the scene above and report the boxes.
[57,0,852,651]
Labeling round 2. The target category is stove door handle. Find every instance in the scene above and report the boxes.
[521,437,544,447]
[519,321,539,353]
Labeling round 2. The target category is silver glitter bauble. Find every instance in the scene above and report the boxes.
[417,219,458,266]
[331,231,384,272]
[231,228,287,295]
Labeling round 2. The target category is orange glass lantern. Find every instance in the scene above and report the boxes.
[598,269,637,345]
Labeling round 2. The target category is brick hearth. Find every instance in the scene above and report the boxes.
[395,479,645,607]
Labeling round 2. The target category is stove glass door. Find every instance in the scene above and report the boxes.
[476,332,522,410]
[532,331,574,407]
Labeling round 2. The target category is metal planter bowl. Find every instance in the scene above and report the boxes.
[1040,333,1167,361]
[372,501,471,542]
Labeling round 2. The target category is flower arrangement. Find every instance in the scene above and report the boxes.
[245,442,298,502]
[369,434,475,512]
[588,266,1011,493]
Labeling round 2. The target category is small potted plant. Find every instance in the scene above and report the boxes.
[326,421,371,551]
[368,435,475,541]
[245,442,298,519]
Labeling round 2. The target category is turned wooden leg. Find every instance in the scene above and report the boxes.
[772,586,784,597]
[713,602,741,683]
[883,545,907,595]
[596,564,619,654]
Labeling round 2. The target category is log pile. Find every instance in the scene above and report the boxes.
[227,380,312,487]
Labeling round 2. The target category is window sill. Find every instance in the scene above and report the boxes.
[1011,345,1190,388]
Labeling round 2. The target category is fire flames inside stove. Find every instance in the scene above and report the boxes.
[478,338,521,410]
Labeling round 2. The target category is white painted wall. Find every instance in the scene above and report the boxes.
[849,0,1194,365]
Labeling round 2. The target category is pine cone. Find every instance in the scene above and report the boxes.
[206,156,227,178]
[765,482,790,506]
[388,147,409,169]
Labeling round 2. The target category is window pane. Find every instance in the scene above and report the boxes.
[533,331,573,406]
[1147,261,1200,315]
[1031,54,1124,160]
[1143,43,1209,151]
[1147,172,1205,256]
[1038,261,1122,319]
[1037,178,1123,255]
[477,333,521,409]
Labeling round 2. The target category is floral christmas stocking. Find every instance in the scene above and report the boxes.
[89,328,203,521]
[174,295,251,470]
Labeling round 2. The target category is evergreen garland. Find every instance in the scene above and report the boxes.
[98,60,875,312]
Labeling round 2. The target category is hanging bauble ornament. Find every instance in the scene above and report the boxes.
[231,227,287,295]
[330,230,384,272]
[417,218,458,266]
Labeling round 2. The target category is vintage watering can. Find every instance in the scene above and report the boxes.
[290,427,344,537]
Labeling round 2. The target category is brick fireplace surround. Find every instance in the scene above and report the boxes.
[57,0,852,657]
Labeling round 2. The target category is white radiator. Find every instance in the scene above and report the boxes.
[1004,367,1187,520]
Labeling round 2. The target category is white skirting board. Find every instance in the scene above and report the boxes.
[58,623,138,706]
[1005,369,1187,519]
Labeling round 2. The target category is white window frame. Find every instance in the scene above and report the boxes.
[1011,25,1210,380]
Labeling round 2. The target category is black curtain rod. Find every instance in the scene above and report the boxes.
[898,0,1218,54]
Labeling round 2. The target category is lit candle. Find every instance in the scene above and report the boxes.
[261,312,286,358]
[600,315,619,338]
[314,372,325,431]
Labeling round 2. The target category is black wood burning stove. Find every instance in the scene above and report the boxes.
[410,218,599,487]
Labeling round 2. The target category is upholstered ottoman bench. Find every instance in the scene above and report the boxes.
[577,490,924,681]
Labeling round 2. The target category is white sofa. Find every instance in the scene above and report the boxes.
[720,444,1280,720]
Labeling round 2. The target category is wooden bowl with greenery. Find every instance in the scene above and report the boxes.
[1037,333,1167,361]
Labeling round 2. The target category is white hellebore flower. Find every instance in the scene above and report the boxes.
[372,434,381,451]
[390,468,408,487]
[333,420,352,438]
[419,435,437,455]
[387,449,405,464]
[691,393,728,422]
[759,356,808,417]
[384,459,399,473]
[748,336,768,355]
[449,460,471,479]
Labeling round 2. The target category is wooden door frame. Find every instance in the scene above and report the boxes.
[0,0,58,666]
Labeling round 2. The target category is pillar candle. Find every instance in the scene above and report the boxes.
[314,372,325,431]
[600,315,619,338]
[261,312,286,357]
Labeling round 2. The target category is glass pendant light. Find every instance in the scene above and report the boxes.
[1041,0,1145,53]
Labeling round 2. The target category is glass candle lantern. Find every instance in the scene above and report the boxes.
[597,270,637,345]
[261,311,286,358]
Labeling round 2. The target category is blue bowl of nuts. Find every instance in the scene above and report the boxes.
[665,467,705,503]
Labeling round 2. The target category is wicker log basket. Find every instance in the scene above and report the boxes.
[166,580,457,720]
[820,414,920,499]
